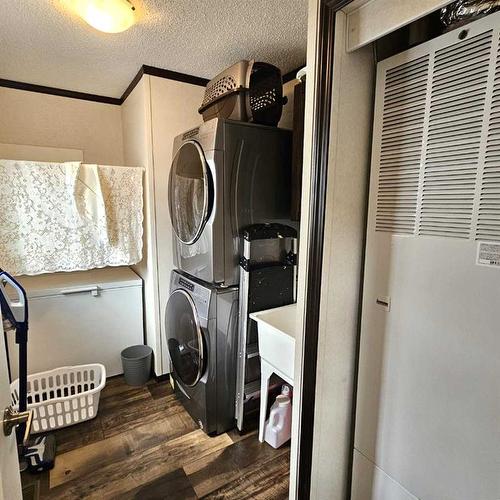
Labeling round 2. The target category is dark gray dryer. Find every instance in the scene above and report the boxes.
[165,270,238,435]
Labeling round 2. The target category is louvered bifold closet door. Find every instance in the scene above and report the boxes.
[478,34,500,241]
[376,56,428,234]
[373,14,500,242]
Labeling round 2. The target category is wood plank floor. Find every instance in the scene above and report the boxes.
[21,376,290,499]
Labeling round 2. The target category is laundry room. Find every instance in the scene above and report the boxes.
[0,1,307,498]
[2,1,500,500]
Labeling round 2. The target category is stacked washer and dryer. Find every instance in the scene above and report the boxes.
[165,61,294,434]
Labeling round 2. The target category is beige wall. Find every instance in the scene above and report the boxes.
[121,76,160,372]
[0,87,123,165]
[121,74,204,375]
[149,76,205,373]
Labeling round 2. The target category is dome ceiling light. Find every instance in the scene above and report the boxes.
[67,0,136,33]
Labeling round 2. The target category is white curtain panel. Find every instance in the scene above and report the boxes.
[0,160,143,275]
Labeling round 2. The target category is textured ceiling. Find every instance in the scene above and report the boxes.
[0,0,307,98]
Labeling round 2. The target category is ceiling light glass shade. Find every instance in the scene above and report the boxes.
[70,0,136,33]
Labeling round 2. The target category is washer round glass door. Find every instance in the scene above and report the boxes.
[166,289,205,387]
[169,140,211,245]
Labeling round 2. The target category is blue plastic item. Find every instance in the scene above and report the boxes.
[0,269,28,440]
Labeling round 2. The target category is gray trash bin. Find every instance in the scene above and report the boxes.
[121,345,153,386]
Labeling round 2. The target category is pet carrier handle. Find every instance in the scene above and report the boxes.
[0,270,27,325]
[242,223,297,242]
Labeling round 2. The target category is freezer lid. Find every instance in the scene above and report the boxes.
[14,267,142,298]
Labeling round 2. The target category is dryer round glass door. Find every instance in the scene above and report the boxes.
[169,140,212,245]
[166,289,205,386]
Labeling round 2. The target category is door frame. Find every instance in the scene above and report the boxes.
[296,1,354,498]
[296,0,340,500]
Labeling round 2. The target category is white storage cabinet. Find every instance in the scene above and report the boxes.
[8,267,144,378]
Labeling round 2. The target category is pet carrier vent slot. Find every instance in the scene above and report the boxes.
[201,76,238,108]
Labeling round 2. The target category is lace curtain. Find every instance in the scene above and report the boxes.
[0,160,143,275]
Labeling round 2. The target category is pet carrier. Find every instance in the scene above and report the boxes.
[198,60,285,126]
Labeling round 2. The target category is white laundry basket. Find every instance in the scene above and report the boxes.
[10,364,106,434]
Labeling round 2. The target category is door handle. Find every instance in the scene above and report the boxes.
[3,406,32,445]
[61,286,100,297]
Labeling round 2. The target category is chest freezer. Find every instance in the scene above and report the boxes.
[6,267,144,378]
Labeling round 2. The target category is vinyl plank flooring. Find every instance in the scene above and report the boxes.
[48,430,232,499]
[99,375,148,399]
[20,376,291,499]
[50,415,104,454]
[202,451,290,500]
[50,412,198,488]
[100,391,185,439]
[21,481,39,500]
[99,384,151,412]
[21,468,49,499]
[122,468,197,500]
[184,434,289,498]
[226,427,258,444]
[147,379,174,400]
[50,427,131,488]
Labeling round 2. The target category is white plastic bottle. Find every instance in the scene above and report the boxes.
[264,385,292,448]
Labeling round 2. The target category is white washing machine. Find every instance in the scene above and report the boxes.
[168,118,292,286]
